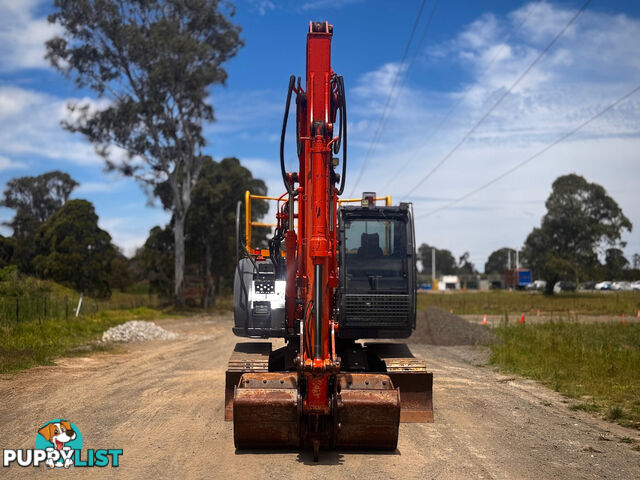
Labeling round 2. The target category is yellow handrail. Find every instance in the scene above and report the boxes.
[338,195,391,206]
[245,190,289,252]
[245,190,252,250]
[248,194,284,201]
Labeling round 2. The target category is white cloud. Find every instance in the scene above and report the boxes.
[300,0,364,11]
[348,2,640,263]
[0,155,27,172]
[99,211,170,257]
[0,0,61,71]
[206,88,283,141]
[0,86,105,167]
[248,0,276,15]
[76,180,123,194]
[352,62,406,102]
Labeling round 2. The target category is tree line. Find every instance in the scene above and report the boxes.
[417,174,637,293]
[0,161,267,305]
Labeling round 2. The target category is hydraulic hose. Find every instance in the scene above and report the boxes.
[280,75,297,196]
[335,75,348,196]
[235,200,250,337]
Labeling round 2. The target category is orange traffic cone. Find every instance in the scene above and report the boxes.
[622,313,627,325]
[519,314,525,324]
[481,314,487,326]
[537,309,540,316]
[450,309,453,314]
[637,310,639,318]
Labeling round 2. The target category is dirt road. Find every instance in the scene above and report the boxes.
[1,315,639,479]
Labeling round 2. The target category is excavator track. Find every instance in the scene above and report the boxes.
[224,343,271,422]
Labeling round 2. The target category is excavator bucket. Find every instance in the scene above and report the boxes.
[227,343,431,452]
[334,373,400,450]
[233,372,300,449]
[232,370,401,451]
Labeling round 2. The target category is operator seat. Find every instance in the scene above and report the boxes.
[358,232,383,258]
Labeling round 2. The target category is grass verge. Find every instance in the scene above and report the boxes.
[489,321,640,429]
[418,290,640,316]
[0,307,178,374]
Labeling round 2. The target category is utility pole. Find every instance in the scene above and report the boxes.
[507,250,512,291]
[431,247,436,287]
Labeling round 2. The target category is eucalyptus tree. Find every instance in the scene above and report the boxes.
[46,0,243,304]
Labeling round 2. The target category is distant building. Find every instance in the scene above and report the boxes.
[438,275,460,291]
[486,272,504,290]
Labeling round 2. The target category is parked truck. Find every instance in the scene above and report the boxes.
[504,268,532,290]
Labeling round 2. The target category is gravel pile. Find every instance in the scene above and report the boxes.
[411,307,498,346]
[101,321,179,343]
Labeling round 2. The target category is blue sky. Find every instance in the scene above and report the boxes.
[1,0,639,271]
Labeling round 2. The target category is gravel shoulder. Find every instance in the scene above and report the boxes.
[1,314,638,479]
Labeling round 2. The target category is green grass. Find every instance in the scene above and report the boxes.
[0,307,177,374]
[490,321,640,429]
[0,269,231,374]
[570,402,601,413]
[0,268,160,325]
[418,290,640,316]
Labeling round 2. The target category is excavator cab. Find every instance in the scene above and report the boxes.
[337,200,416,339]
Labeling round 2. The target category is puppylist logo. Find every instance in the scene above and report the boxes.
[3,419,122,469]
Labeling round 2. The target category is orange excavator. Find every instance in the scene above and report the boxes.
[225,21,433,461]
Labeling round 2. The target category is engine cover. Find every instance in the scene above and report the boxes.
[233,258,287,338]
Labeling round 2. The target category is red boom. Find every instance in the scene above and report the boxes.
[296,21,340,415]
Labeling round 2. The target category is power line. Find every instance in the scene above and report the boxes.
[348,0,428,197]
[401,0,592,201]
[383,0,540,191]
[416,83,640,219]
[406,0,441,86]
[352,0,441,195]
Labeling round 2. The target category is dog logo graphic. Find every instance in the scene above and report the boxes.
[36,419,83,469]
[3,419,122,469]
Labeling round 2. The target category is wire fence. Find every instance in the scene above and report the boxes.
[0,294,159,327]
